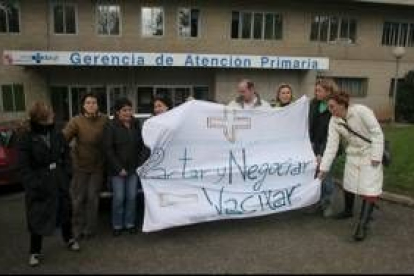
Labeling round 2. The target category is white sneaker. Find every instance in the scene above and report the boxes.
[67,239,80,251]
[29,254,40,267]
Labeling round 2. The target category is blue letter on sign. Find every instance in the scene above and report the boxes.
[70,52,81,65]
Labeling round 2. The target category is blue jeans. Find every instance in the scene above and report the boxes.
[111,174,138,230]
[320,169,334,209]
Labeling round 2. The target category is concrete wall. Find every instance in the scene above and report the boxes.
[1,0,414,122]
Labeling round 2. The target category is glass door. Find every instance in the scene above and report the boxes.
[70,86,88,117]
[50,86,70,128]
[109,86,128,115]
[136,87,154,114]
[174,87,191,105]
[135,85,211,114]
[90,86,107,114]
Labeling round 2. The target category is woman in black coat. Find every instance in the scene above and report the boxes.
[18,102,80,267]
[103,97,150,236]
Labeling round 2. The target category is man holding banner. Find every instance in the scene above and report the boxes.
[228,79,271,110]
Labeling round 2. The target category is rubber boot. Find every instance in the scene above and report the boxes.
[353,200,375,241]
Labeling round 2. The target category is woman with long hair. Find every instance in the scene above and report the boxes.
[275,83,294,107]
[309,78,339,217]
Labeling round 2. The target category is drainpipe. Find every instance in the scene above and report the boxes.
[45,0,51,105]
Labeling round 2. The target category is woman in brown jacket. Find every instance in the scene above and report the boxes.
[62,93,108,240]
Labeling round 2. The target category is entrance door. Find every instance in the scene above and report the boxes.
[154,87,191,106]
[50,87,70,129]
[136,85,210,114]
[109,86,128,115]
[90,86,107,114]
[70,86,88,117]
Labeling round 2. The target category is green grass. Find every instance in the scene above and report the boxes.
[332,125,414,198]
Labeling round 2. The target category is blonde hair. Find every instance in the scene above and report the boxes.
[315,78,339,94]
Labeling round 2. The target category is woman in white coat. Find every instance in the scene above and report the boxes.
[318,91,384,241]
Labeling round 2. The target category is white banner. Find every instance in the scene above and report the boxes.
[138,96,321,232]
[3,50,329,70]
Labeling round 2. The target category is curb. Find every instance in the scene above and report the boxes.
[380,191,414,207]
[333,179,414,208]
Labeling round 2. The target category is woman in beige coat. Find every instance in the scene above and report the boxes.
[318,91,384,241]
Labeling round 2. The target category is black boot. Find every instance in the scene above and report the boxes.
[353,200,375,241]
[334,190,355,220]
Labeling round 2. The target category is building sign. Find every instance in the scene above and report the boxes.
[137,96,320,232]
[3,50,329,70]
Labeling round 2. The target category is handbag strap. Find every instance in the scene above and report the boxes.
[339,122,372,144]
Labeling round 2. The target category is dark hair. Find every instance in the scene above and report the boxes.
[113,97,132,113]
[240,79,254,90]
[328,91,350,108]
[153,95,173,110]
[80,93,99,114]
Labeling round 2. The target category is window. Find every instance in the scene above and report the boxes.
[136,87,154,113]
[136,86,210,113]
[231,11,283,40]
[50,86,70,122]
[178,8,199,37]
[142,7,164,37]
[52,1,77,34]
[96,1,120,35]
[382,21,414,47]
[0,1,20,33]
[310,15,357,44]
[51,86,127,121]
[1,84,25,112]
[333,77,368,97]
[193,86,210,100]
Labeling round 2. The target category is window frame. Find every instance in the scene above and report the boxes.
[310,14,357,45]
[0,84,26,112]
[332,77,368,98]
[95,1,122,36]
[50,0,78,35]
[0,0,21,34]
[231,10,283,41]
[177,7,200,38]
[381,20,414,47]
[135,85,211,112]
[141,6,165,38]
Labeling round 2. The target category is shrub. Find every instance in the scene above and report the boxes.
[396,71,414,123]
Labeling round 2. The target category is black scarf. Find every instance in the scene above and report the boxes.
[30,121,54,135]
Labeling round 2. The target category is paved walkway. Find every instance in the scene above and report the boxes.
[1,188,414,274]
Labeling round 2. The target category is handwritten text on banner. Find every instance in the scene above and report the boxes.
[137,96,321,232]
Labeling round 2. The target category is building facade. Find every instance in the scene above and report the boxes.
[1,0,413,124]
